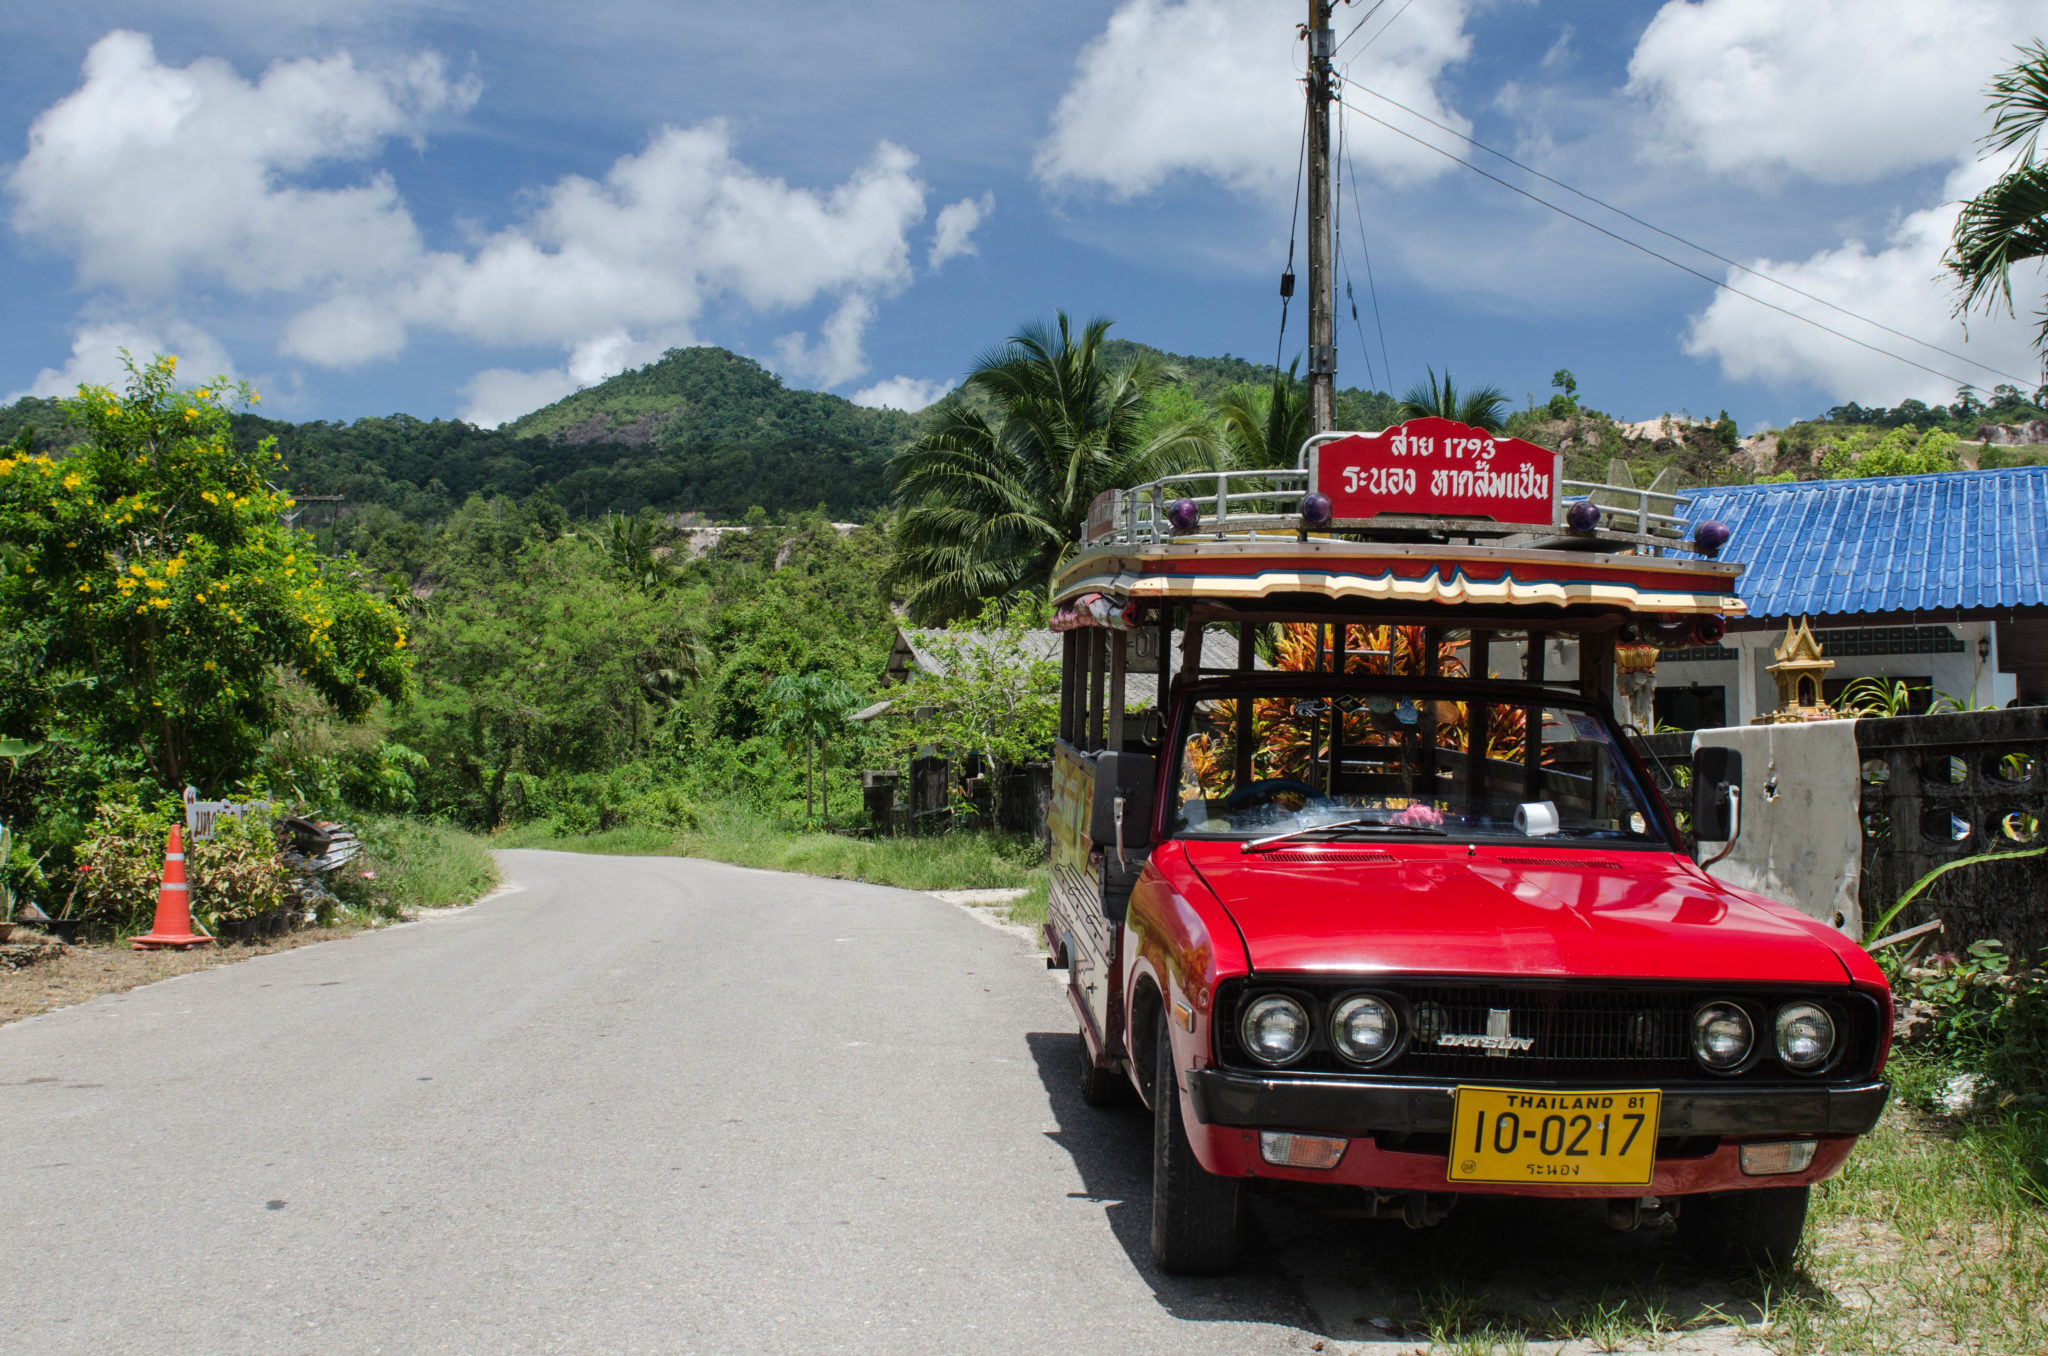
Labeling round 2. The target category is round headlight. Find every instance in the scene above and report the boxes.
[1240,995,1311,1065]
[1692,1001,1753,1072]
[1775,1003,1837,1071]
[1331,995,1400,1065]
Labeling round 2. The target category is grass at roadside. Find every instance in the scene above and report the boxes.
[1763,1060,2048,1354]
[493,806,1048,896]
[343,815,501,914]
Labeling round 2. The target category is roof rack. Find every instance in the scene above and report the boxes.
[1083,466,1695,555]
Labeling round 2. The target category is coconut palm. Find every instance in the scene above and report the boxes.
[889,313,1223,623]
[1949,41,2048,350]
[1215,360,1313,468]
[1396,367,1510,432]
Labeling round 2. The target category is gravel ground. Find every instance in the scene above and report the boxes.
[0,925,380,1025]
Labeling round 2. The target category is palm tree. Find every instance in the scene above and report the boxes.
[1949,42,2048,352]
[1396,367,1510,432]
[889,313,1223,623]
[1215,360,1313,468]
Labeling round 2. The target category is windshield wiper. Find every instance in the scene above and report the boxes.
[1241,818,1447,852]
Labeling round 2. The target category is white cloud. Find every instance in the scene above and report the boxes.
[773,293,878,388]
[4,319,236,404]
[929,192,993,269]
[457,330,668,427]
[1035,0,1474,198]
[1627,0,2039,184]
[10,34,972,398]
[1683,161,2042,404]
[7,30,474,295]
[851,375,956,412]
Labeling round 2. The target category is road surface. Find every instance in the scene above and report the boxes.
[0,850,1769,1355]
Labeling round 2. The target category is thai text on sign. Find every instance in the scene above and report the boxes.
[1308,417,1561,527]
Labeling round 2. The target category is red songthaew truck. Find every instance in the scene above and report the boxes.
[1045,418,1890,1273]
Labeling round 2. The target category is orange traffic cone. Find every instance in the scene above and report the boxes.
[131,825,212,950]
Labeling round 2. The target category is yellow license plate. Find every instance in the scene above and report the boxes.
[1449,1086,1661,1186]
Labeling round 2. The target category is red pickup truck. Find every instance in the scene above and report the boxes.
[1045,422,1891,1275]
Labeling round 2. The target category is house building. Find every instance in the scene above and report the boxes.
[1653,466,2048,728]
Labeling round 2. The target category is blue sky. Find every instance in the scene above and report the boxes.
[2,1,2043,432]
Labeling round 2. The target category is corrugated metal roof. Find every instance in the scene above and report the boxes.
[1685,466,2048,619]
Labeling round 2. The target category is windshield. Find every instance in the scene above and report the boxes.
[1170,684,1668,847]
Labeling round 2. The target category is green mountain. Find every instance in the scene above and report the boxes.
[508,345,919,449]
[0,338,1395,528]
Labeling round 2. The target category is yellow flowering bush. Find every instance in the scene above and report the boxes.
[0,354,411,792]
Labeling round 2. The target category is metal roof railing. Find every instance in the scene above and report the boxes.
[1085,469,1699,555]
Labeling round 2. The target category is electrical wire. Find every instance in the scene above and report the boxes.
[1341,76,2037,390]
[1334,102,1378,388]
[1335,93,2007,393]
[1333,0,1387,58]
[1342,120,1395,387]
[1277,101,1309,378]
[1342,0,1417,61]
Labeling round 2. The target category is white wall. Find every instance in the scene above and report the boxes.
[1656,620,2012,724]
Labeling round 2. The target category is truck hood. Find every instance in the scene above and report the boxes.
[1180,841,1852,985]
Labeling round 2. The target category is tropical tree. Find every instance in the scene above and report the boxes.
[1949,41,2048,350]
[1396,367,1511,432]
[888,313,1224,623]
[764,669,862,823]
[1215,361,1313,468]
[0,356,410,792]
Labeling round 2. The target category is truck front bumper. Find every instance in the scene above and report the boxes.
[1186,1068,1890,1138]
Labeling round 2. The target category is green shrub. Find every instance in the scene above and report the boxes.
[189,812,290,924]
[67,798,176,935]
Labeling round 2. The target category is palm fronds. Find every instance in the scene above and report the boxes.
[1396,367,1510,432]
[888,311,1224,623]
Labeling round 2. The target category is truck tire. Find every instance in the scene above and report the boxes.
[1677,1186,1809,1270]
[1150,1014,1240,1273]
[1076,1026,1134,1107]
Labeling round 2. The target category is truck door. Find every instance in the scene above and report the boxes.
[1048,741,1152,1056]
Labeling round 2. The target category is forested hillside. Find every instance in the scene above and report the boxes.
[0,347,923,524]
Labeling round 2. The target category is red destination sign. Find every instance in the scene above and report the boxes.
[1307,417,1560,526]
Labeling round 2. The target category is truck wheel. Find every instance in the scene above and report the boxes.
[1150,1014,1240,1274]
[1076,1026,1134,1107]
[1678,1186,1809,1270]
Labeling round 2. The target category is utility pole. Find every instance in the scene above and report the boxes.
[1305,1,1337,433]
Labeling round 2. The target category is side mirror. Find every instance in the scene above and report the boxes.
[1090,751,1156,861]
[1691,746,1742,857]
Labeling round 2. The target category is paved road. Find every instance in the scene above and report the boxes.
[1,852,1321,1355]
[0,851,1772,1355]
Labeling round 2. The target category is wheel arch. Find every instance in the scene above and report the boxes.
[1128,972,1166,1108]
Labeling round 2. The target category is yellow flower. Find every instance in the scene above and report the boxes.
[62,472,82,489]
[203,661,216,672]
[77,582,90,592]
[145,578,165,591]
[149,597,169,609]
[128,563,145,577]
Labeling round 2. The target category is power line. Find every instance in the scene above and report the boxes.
[1334,102,1377,389]
[1341,0,1416,60]
[1277,99,1308,378]
[1333,0,1388,58]
[1335,93,2006,394]
[1342,76,2038,390]
[1341,116,1395,388]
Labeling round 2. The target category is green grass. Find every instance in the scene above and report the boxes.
[492,805,1048,895]
[340,815,501,916]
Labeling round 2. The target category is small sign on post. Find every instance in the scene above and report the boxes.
[1307,417,1560,527]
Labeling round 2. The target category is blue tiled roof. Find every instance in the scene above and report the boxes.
[1684,466,2048,619]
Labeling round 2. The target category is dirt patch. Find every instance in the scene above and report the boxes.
[0,927,371,1025]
